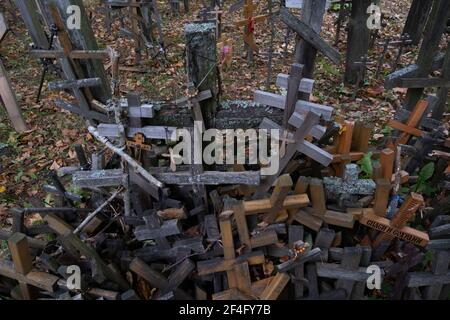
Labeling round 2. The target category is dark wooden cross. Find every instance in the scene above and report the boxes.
[352,55,376,99]
[0,12,28,132]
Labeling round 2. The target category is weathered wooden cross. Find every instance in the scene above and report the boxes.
[0,12,28,132]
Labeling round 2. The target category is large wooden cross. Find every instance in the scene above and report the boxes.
[359,193,429,248]
[234,174,310,251]
[234,0,268,63]
[0,12,28,132]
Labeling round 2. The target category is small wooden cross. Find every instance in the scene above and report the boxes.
[388,99,428,145]
[126,133,152,159]
[352,55,376,99]
[359,193,429,248]
[234,0,268,63]
[217,36,233,70]
[391,33,413,72]
[375,37,391,78]
[327,120,373,177]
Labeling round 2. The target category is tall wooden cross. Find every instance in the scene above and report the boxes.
[0,12,28,132]
[234,0,268,64]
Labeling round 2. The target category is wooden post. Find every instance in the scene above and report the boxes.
[0,13,28,132]
[293,0,327,100]
[0,60,28,132]
[185,22,218,129]
[402,0,433,45]
[373,179,391,217]
[39,0,111,103]
[431,41,450,120]
[404,0,450,111]
[8,233,38,299]
[344,0,371,85]
[380,148,395,181]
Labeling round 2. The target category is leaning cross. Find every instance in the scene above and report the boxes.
[388,99,428,145]
[197,210,265,298]
[360,193,429,248]
[0,12,28,132]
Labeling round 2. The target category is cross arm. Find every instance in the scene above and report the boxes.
[279,7,341,65]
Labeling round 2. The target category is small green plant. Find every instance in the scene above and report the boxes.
[412,162,437,197]
[358,152,373,179]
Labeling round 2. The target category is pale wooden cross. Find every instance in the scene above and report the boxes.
[234,0,268,63]
[388,99,428,145]
[326,120,369,177]
[359,193,429,248]
[234,174,310,253]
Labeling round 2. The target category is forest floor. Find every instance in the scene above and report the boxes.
[0,0,444,227]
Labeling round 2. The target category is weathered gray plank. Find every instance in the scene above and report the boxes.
[254,90,333,120]
[73,169,125,188]
[276,74,315,94]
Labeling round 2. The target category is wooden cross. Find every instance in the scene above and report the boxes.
[352,55,376,99]
[0,12,28,133]
[279,6,341,66]
[324,163,376,206]
[327,120,372,177]
[388,99,428,145]
[234,174,310,251]
[0,233,59,299]
[197,210,263,299]
[315,247,375,299]
[391,33,413,72]
[359,193,429,248]
[234,0,268,63]
[333,0,352,45]
[130,257,194,299]
[294,174,363,229]
[218,36,233,70]
[406,249,450,299]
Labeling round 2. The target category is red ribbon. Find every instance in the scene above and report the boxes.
[247,17,255,34]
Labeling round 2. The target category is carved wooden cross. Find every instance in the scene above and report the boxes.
[360,193,429,248]
[0,12,28,132]
[234,0,268,63]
